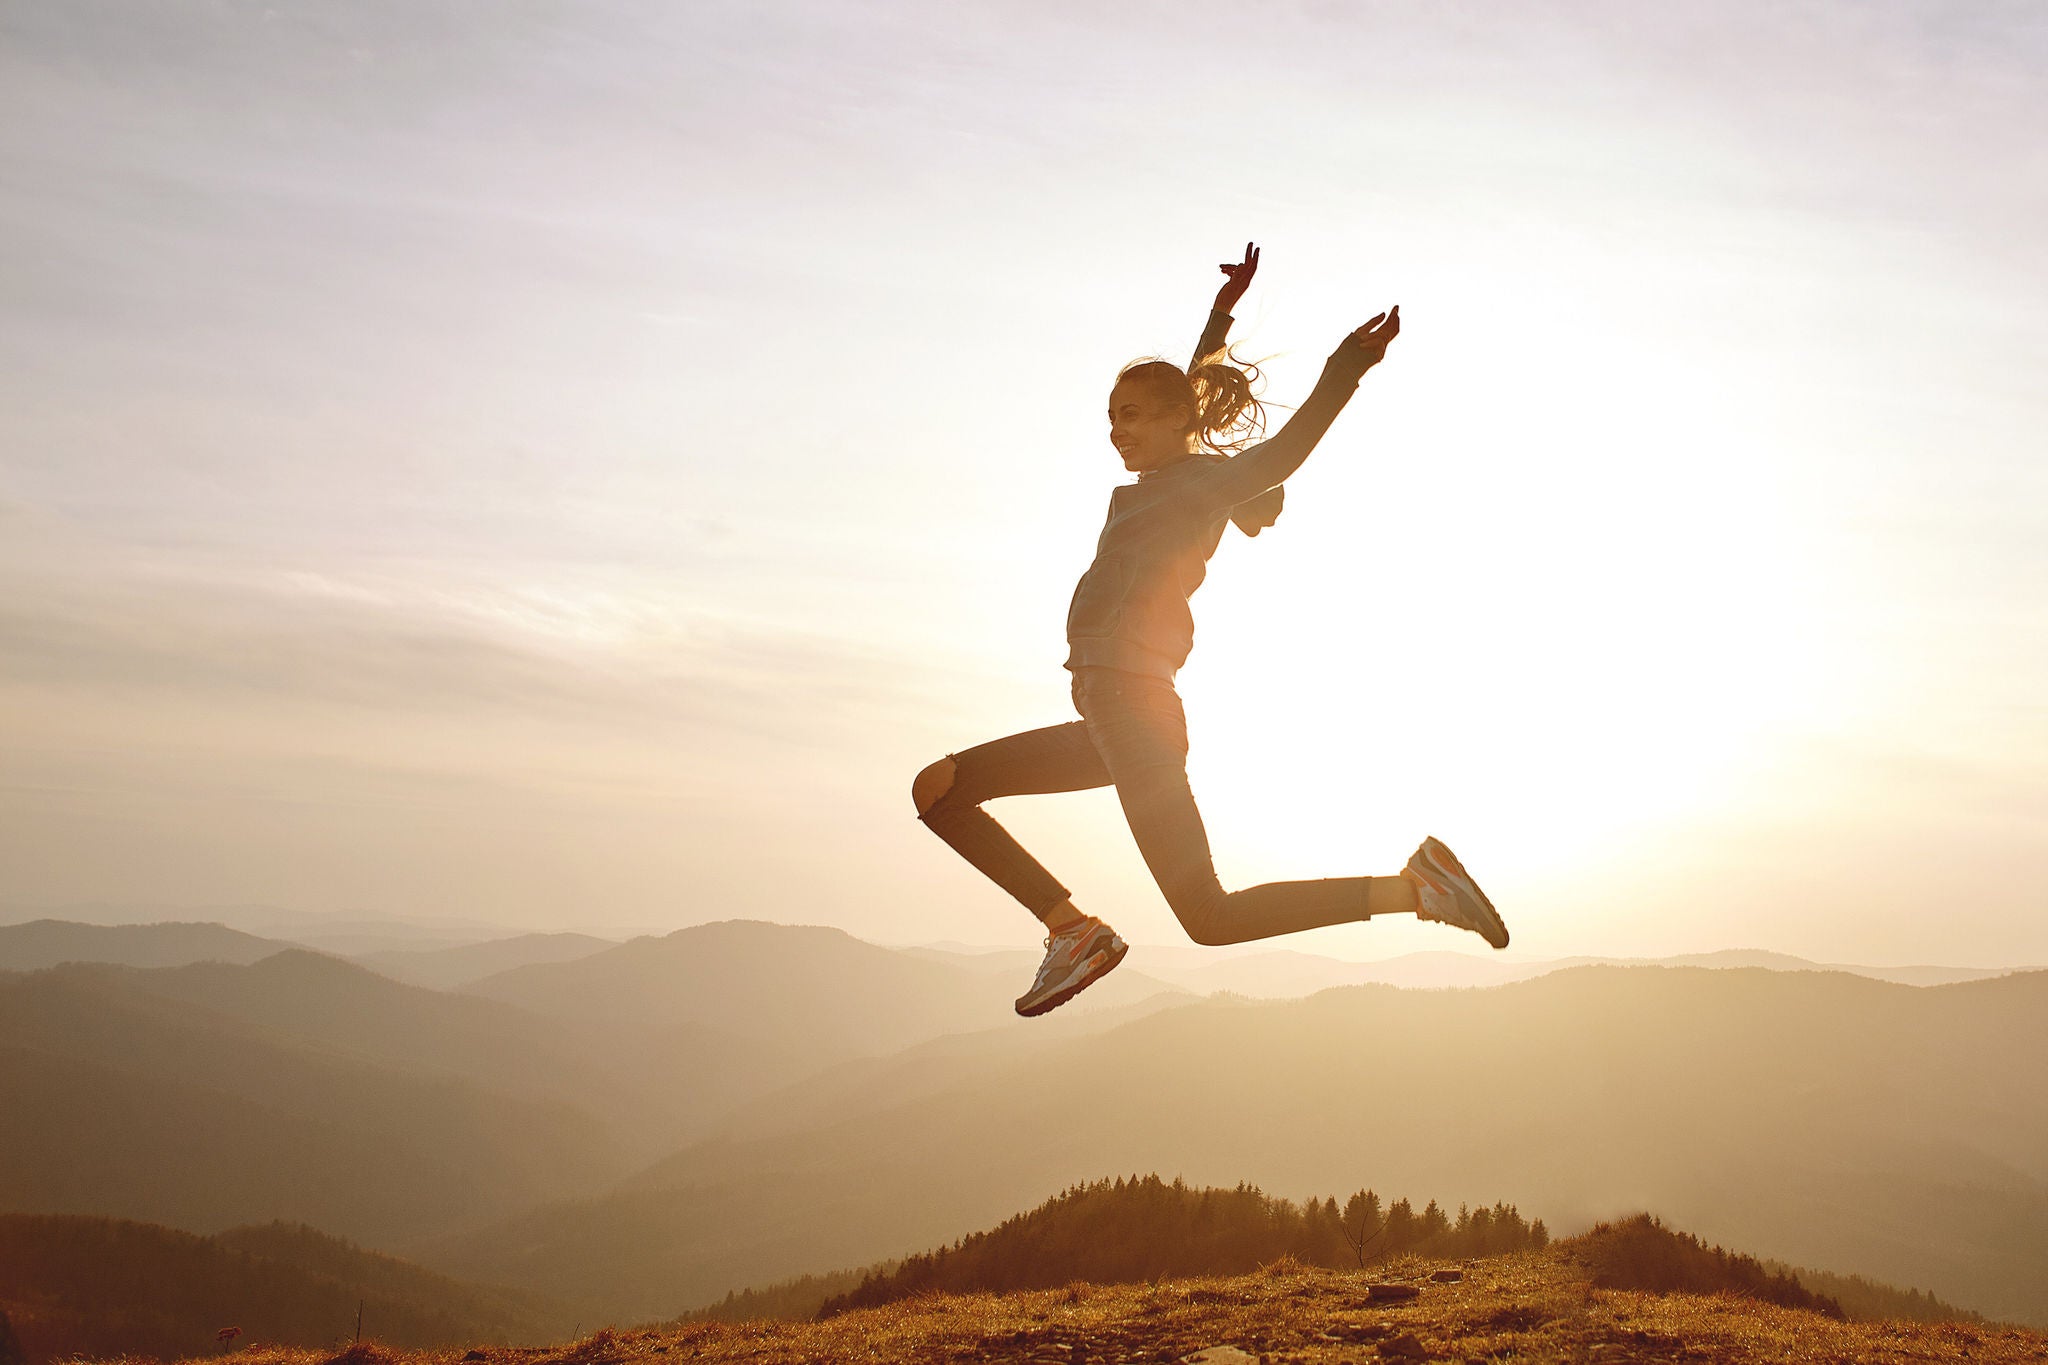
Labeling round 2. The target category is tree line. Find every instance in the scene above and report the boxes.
[819,1175,1547,1317]
[1764,1261,1980,1324]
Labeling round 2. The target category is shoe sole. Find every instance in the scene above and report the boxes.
[1016,935,1128,1018]
[1417,836,1510,950]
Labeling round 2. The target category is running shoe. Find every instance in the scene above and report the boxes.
[1405,836,1510,949]
[1015,915,1128,1017]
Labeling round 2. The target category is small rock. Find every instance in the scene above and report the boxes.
[1429,1269,1463,1283]
[1378,1332,1428,1360]
[1182,1349,1259,1364]
[462,1354,487,1362]
[1368,1283,1423,1302]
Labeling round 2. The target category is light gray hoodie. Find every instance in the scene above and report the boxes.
[1063,310,1375,680]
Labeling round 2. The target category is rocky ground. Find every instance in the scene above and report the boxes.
[132,1249,2042,1365]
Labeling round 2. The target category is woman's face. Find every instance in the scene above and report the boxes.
[1108,379,1193,474]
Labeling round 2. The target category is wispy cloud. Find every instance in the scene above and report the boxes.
[1,1,2043,953]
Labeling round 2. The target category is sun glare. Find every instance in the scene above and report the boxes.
[1176,303,1841,903]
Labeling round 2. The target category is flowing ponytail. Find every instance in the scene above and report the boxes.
[1116,345,1270,455]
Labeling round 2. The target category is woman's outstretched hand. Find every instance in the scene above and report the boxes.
[1213,241,1260,314]
[1330,305,1401,380]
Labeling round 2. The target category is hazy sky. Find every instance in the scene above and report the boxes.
[3,1,2043,963]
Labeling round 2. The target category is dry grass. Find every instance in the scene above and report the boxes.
[98,1249,2043,1365]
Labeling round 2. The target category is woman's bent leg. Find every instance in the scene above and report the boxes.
[915,718,1112,921]
[1074,667,1412,946]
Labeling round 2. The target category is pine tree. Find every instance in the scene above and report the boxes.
[1466,1203,1494,1255]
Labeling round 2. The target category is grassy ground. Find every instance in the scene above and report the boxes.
[110,1249,2043,1365]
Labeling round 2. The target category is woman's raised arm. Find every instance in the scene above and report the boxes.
[1192,241,1259,366]
[1192,305,1401,511]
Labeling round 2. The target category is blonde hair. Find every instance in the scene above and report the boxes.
[1114,346,1269,455]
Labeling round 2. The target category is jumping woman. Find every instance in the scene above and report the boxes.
[913,243,1508,1017]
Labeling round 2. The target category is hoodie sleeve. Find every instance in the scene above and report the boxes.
[1183,347,1370,515]
[1191,308,1233,368]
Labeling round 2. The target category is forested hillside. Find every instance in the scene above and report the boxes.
[0,1215,569,1365]
[820,1175,1546,1315]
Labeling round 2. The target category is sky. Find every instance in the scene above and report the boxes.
[1,1,2043,964]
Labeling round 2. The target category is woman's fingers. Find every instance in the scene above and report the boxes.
[1340,307,1401,368]
[1219,242,1260,278]
[1353,306,1401,341]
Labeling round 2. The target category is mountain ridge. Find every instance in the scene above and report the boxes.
[0,962,632,1243]
[423,965,2048,1325]
[0,919,293,971]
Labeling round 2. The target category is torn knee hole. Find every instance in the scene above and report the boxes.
[912,755,959,817]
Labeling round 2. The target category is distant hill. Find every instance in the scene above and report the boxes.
[98,949,661,1136]
[0,905,539,956]
[1077,943,2028,997]
[0,919,290,971]
[0,1214,573,1365]
[0,962,630,1244]
[0,926,1185,1253]
[466,919,1184,1050]
[460,920,1188,1137]
[425,966,2048,1326]
[1611,949,2020,988]
[682,1264,888,1325]
[353,933,618,989]
[1,904,304,931]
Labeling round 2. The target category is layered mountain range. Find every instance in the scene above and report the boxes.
[3,915,2042,1327]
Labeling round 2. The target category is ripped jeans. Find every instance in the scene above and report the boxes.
[917,665,1379,946]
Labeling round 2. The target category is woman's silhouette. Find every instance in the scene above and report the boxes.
[914,244,1507,1017]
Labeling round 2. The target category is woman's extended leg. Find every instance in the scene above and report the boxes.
[916,718,1135,1016]
[1072,666,1419,946]
[913,718,1113,923]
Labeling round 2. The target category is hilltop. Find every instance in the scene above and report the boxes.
[106,1232,2043,1365]
[815,1176,1549,1317]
